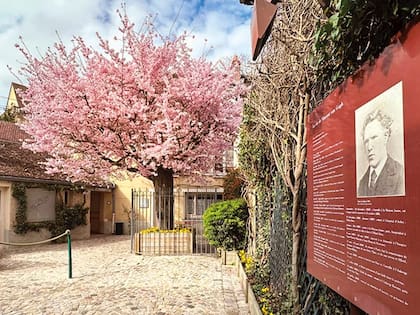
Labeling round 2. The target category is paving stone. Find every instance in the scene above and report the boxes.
[0,235,249,314]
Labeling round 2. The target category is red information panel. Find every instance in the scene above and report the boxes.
[307,21,420,315]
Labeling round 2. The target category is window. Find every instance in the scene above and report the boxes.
[185,192,223,218]
[211,149,235,175]
[139,196,149,208]
[214,156,224,173]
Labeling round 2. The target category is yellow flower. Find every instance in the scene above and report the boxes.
[261,287,270,293]
[261,305,268,315]
[140,227,191,234]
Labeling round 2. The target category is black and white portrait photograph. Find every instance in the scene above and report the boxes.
[355,81,405,197]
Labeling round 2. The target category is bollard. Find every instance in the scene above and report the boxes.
[0,230,74,279]
[66,230,72,279]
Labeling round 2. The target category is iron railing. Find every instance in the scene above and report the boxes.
[131,187,223,255]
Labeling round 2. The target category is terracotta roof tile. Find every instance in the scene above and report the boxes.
[0,121,68,182]
[0,121,27,142]
[0,121,113,188]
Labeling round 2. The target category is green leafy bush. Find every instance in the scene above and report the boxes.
[203,198,248,250]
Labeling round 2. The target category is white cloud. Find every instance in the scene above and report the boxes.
[0,0,252,111]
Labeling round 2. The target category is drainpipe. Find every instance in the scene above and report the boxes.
[111,187,116,234]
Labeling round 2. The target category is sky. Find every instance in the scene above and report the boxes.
[0,0,253,112]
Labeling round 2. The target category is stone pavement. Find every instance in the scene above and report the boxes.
[0,235,249,315]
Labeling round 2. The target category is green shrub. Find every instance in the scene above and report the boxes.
[203,198,248,250]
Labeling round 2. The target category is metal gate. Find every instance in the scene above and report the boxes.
[130,187,223,255]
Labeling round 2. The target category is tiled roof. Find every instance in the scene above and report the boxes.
[0,121,27,142]
[0,121,69,183]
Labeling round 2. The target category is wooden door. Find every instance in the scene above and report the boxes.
[90,191,102,234]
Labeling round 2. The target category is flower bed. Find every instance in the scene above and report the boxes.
[134,228,193,255]
[238,250,283,315]
[221,249,263,315]
[235,252,263,315]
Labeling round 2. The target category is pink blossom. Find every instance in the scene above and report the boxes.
[17,12,247,184]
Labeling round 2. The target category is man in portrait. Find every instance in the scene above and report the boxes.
[358,109,404,197]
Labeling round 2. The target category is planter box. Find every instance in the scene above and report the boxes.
[134,232,193,255]
[233,253,263,315]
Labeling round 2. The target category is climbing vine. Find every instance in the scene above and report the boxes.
[312,0,420,97]
[12,183,31,234]
[12,182,88,237]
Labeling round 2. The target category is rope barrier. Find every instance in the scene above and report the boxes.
[0,230,70,246]
[0,229,73,279]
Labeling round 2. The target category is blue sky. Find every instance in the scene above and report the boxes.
[0,0,253,111]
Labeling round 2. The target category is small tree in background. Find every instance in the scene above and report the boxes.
[16,10,247,193]
[0,106,18,122]
[203,198,248,250]
[223,168,245,200]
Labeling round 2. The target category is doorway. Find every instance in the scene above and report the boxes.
[90,191,103,234]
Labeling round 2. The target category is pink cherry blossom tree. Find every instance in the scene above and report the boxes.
[16,12,246,195]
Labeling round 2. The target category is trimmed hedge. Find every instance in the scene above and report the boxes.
[203,198,248,250]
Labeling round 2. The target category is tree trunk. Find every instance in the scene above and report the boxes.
[291,189,302,314]
[151,167,174,229]
[291,85,308,314]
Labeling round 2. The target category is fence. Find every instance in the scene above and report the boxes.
[131,187,223,255]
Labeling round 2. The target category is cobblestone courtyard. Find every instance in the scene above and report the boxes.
[0,235,248,315]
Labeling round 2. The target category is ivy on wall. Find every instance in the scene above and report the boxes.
[12,183,88,237]
[238,97,282,312]
[12,183,31,234]
[312,0,420,96]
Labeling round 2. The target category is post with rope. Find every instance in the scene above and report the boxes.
[0,230,73,278]
[66,230,72,279]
